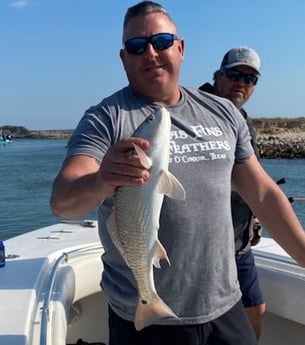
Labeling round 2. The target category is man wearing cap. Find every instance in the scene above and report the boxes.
[199,46,265,339]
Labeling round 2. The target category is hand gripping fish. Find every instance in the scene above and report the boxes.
[107,107,186,331]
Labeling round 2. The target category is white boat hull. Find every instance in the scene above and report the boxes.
[254,238,305,345]
[0,221,108,345]
[2,223,305,345]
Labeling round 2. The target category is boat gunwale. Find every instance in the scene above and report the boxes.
[39,244,103,345]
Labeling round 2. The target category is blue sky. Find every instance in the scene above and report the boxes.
[1,0,305,129]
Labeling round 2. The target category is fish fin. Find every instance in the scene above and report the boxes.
[132,143,152,169]
[106,210,131,268]
[156,170,186,200]
[135,293,178,331]
[153,239,170,268]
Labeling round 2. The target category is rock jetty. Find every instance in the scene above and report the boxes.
[1,117,305,158]
[253,118,305,158]
[0,125,72,139]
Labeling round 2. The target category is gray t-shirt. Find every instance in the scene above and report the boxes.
[67,86,254,325]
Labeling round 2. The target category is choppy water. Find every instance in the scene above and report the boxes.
[0,139,304,240]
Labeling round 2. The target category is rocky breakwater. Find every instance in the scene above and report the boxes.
[0,125,72,139]
[2,117,305,158]
[253,118,305,158]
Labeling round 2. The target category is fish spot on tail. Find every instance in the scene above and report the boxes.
[135,294,178,331]
[141,300,148,305]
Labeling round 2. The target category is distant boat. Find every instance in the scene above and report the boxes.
[0,131,13,144]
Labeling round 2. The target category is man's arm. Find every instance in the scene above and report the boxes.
[232,155,305,266]
[50,137,150,218]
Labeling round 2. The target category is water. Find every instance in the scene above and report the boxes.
[0,139,96,240]
[261,159,305,236]
[0,140,304,240]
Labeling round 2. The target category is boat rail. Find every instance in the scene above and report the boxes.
[254,250,297,265]
[253,250,305,277]
[39,244,102,345]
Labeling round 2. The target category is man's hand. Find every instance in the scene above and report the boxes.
[250,219,263,246]
[97,137,151,198]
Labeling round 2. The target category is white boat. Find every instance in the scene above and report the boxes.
[1,221,305,345]
[253,238,305,345]
[0,131,12,144]
[0,221,108,345]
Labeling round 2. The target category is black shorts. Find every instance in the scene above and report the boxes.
[236,249,264,307]
[108,300,257,345]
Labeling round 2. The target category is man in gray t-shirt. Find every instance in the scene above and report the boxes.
[51,2,305,345]
[67,85,253,325]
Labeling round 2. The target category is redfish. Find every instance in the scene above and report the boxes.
[107,107,185,330]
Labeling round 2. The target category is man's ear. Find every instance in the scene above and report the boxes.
[178,38,185,61]
[120,48,125,61]
[120,49,127,70]
[214,70,222,79]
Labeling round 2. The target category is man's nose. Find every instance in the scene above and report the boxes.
[145,43,159,58]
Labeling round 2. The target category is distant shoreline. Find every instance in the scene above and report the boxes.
[1,117,305,158]
[0,126,73,139]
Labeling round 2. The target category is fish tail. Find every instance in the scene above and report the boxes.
[134,294,178,331]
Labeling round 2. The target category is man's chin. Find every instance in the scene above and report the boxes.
[229,95,244,109]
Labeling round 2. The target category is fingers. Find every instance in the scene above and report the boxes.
[99,137,151,192]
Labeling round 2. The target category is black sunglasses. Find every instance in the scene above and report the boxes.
[124,33,179,55]
[222,68,259,86]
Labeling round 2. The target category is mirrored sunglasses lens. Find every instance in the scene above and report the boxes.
[125,38,147,55]
[151,33,173,50]
[125,33,176,55]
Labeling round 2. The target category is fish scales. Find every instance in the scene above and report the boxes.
[115,185,157,299]
[107,107,186,330]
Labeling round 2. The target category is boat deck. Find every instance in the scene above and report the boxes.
[0,221,102,345]
[2,225,305,345]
